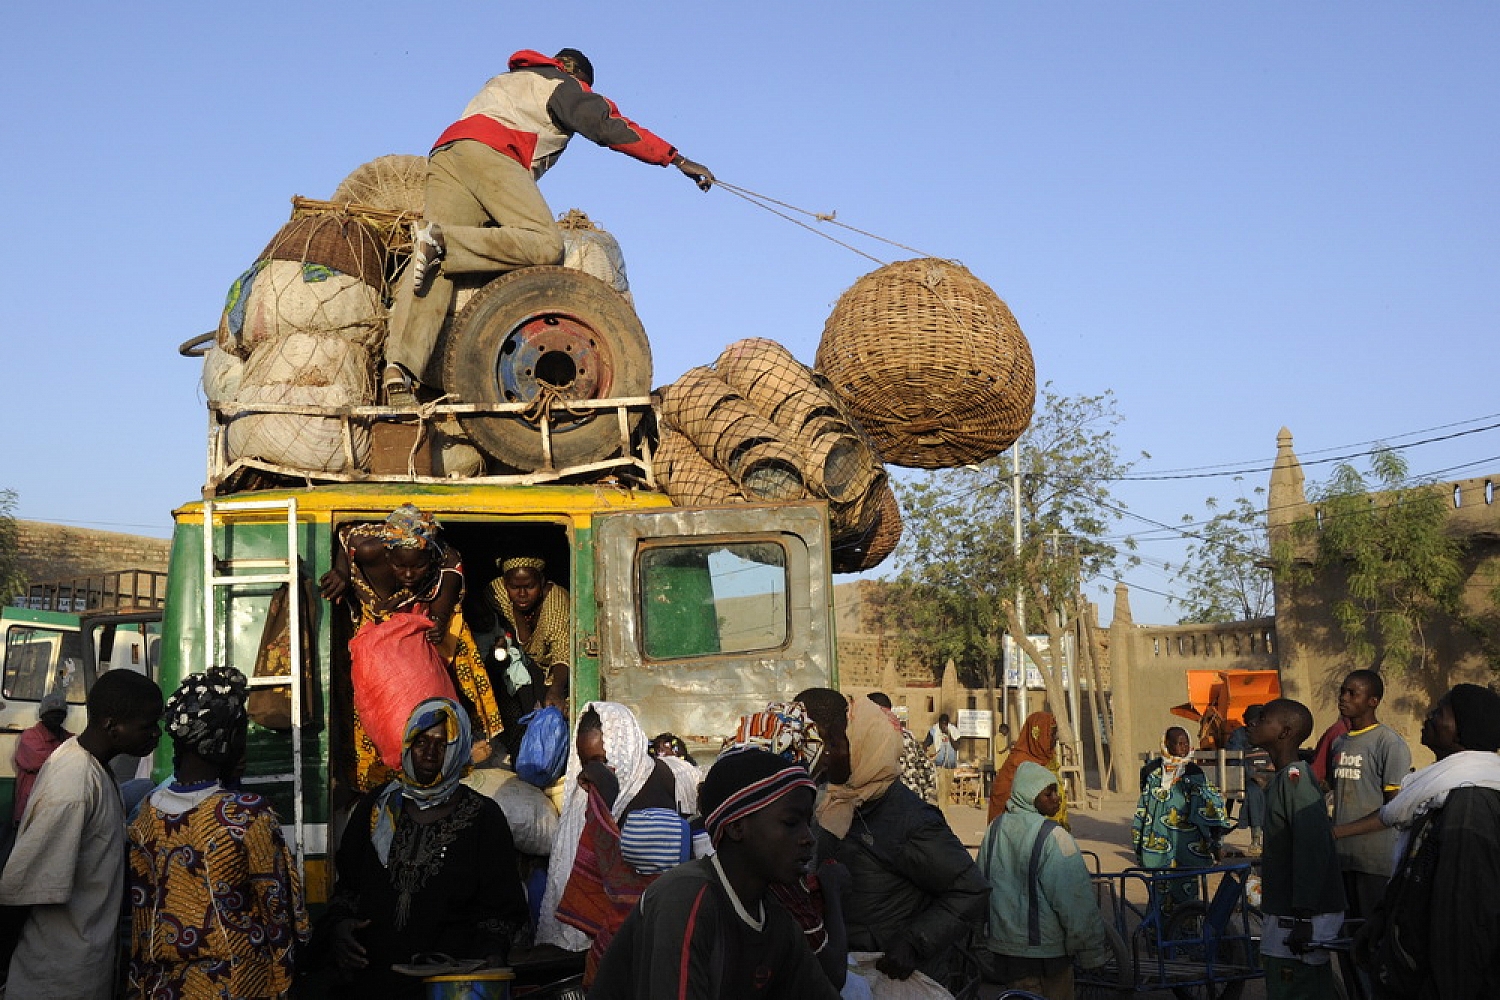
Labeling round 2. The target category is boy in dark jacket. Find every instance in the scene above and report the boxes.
[590,748,840,1000]
[1247,698,1345,999]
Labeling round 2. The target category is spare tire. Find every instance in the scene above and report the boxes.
[442,266,652,471]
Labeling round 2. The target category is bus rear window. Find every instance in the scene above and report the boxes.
[638,542,788,659]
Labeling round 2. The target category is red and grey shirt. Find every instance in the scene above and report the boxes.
[432,50,677,178]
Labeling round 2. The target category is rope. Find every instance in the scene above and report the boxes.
[714,179,951,265]
[520,382,594,426]
[407,394,450,478]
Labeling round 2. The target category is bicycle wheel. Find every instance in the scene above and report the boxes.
[1163,901,1247,1000]
[1077,921,1134,999]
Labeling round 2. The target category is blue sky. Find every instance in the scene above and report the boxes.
[3,3,1496,624]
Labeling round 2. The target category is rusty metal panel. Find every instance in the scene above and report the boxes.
[594,502,835,743]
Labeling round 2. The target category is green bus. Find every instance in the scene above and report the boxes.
[156,482,836,905]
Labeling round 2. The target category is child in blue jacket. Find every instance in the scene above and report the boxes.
[978,760,1109,1000]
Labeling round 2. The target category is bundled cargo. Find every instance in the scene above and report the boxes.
[816,258,1035,469]
[656,338,899,571]
[331,154,429,216]
[219,210,387,474]
[557,208,631,299]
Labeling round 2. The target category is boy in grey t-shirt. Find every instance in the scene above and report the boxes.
[1330,669,1411,921]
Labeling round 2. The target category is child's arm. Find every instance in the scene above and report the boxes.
[425,547,464,644]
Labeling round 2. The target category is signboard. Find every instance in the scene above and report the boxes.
[1003,634,1072,690]
[956,708,992,739]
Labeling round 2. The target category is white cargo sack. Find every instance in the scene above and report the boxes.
[226,332,373,473]
[464,767,560,855]
[201,345,244,407]
[239,260,384,353]
[557,209,630,300]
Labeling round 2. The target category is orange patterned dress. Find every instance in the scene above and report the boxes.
[127,788,309,998]
[340,523,504,790]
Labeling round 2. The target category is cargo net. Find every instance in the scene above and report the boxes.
[205,208,393,476]
[656,337,901,573]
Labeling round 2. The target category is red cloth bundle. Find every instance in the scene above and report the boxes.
[349,612,457,769]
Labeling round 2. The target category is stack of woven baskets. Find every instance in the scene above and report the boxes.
[656,338,902,573]
[816,258,1035,469]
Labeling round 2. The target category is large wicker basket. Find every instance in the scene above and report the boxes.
[815,258,1035,469]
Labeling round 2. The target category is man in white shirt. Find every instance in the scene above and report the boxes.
[925,713,961,807]
[0,669,163,999]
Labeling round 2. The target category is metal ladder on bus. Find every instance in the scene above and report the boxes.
[202,497,306,881]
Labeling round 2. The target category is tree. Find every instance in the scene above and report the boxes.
[1170,482,1274,624]
[1274,449,1471,674]
[0,489,24,604]
[874,386,1141,753]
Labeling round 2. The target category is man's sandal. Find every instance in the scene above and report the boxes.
[411,221,445,296]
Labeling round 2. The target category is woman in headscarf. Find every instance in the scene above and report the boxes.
[322,503,504,789]
[325,698,528,999]
[127,667,309,998]
[487,555,572,755]
[550,704,697,985]
[989,710,1069,827]
[536,702,679,956]
[1131,725,1233,908]
[800,690,990,987]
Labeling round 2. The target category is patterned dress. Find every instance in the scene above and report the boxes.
[127,788,309,998]
[342,523,504,790]
[1131,759,1234,905]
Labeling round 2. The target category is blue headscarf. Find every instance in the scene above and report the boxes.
[371,698,472,866]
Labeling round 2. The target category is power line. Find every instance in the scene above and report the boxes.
[1104,421,1500,482]
[1119,411,1500,478]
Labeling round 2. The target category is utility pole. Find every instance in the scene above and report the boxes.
[1011,439,1026,730]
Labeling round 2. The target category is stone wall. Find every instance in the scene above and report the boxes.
[14,521,172,587]
[1107,581,1277,765]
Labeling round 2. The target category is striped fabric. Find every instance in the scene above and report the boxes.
[620,808,691,875]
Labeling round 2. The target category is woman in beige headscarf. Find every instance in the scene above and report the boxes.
[799,690,990,986]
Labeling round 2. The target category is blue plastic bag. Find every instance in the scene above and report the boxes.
[515,707,569,788]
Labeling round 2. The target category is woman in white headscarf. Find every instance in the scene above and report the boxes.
[535,701,678,951]
[1131,725,1233,908]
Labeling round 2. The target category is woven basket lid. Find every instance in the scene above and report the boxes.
[331,154,428,215]
[815,258,1035,469]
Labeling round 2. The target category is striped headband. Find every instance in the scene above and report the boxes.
[702,756,816,846]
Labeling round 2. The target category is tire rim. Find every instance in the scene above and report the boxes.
[496,312,613,427]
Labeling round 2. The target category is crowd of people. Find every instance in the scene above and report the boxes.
[3,496,1498,1000]
[1114,672,1500,1000]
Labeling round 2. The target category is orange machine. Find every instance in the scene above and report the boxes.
[1171,669,1282,748]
